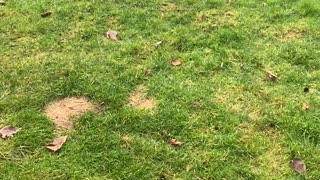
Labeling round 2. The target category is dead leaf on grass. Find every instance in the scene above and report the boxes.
[145,69,152,76]
[41,11,52,18]
[105,30,118,41]
[265,70,278,81]
[302,103,309,110]
[46,136,68,152]
[292,158,306,174]
[171,59,182,66]
[121,135,132,144]
[170,139,183,147]
[45,97,97,130]
[0,126,20,139]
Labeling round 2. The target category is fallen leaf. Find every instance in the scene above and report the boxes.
[302,103,309,110]
[265,70,278,81]
[227,0,233,6]
[121,135,132,144]
[154,41,162,47]
[41,11,52,18]
[0,126,20,139]
[304,87,309,93]
[292,158,306,174]
[145,69,151,76]
[46,136,67,152]
[171,59,182,66]
[106,30,118,41]
[0,1,6,6]
[170,139,183,147]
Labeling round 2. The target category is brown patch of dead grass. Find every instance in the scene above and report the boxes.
[194,10,239,29]
[45,97,98,130]
[128,85,157,110]
[277,29,303,41]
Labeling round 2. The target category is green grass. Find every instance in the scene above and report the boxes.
[1,0,320,179]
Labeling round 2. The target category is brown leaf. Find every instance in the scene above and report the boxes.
[106,30,118,41]
[265,70,278,81]
[41,11,52,18]
[170,139,183,147]
[145,69,152,76]
[292,158,306,174]
[46,136,67,152]
[302,103,309,110]
[0,126,20,139]
[171,59,182,66]
[121,135,132,144]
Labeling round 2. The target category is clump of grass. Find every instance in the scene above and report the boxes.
[296,0,320,17]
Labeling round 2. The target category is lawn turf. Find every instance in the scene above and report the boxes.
[1,0,320,179]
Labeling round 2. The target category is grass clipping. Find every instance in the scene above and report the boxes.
[45,97,97,130]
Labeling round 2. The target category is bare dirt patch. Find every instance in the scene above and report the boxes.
[45,97,97,130]
[128,85,157,110]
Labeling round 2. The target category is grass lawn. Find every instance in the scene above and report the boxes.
[1,0,320,179]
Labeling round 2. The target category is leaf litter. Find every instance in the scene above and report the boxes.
[106,30,118,41]
[121,135,132,144]
[145,69,152,76]
[0,126,20,139]
[292,158,306,174]
[41,11,52,18]
[170,139,183,147]
[171,58,182,66]
[265,70,278,81]
[46,136,68,152]
[302,103,309,110]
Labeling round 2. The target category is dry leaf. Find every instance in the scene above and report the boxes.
[121,135,132,144]
[145,69,151,76]
[46,136,67,152]
[170,139,183,146]
[292,158,306,174]
[154,41,162,47]
[0,126,20,139]
[171,59,182,66]
[106,30,118,41]
[265,70,278,81]
[41,11,52,18]
[302,103,309,110]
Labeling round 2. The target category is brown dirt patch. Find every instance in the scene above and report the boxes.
[128,85,157,110]
[45,97,97,130]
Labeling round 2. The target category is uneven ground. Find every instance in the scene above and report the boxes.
[1,0,320,179]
